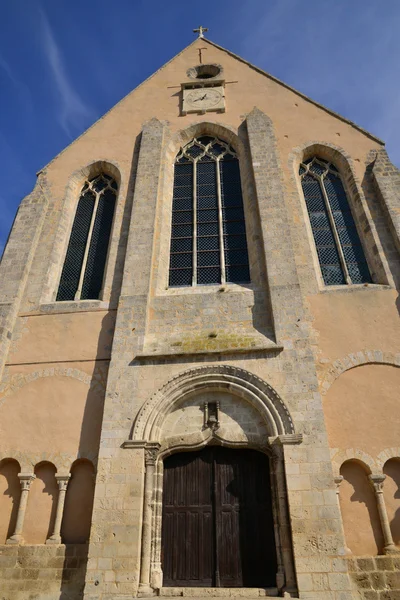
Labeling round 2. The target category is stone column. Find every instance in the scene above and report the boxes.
[46,474,71,544]
[334,476,351,555]
[6,473,35,544]
[138,443,160,596]
[271,442,297,595]
[369,474,399,554]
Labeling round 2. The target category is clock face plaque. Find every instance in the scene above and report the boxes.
[182,85,225,115]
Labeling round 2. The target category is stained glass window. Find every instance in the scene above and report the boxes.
[169,137,250,287]
[56,174,117,301]
[299,157,371,286]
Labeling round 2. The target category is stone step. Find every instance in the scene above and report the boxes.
[157,588,279,597]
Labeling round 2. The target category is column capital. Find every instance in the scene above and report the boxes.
[18,473,35,491]
[55,474,71,491]
[145,443,161,467]
[369,474,386,492]
[334,475,344,488]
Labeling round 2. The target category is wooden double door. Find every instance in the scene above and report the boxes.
[162,447,277,587]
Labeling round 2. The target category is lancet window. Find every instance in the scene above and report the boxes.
[299,157,371,286]
[169,136,250,287]
[56,174,117,301]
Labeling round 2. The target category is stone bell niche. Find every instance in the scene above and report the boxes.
[161,390,270,448]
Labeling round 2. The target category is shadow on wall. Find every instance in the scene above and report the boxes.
[109,132,142,307]
[0,458,21,543]
[383,458,400,548]
[24,462,58,543]
[340,460,384,556]
[61,459,95,544]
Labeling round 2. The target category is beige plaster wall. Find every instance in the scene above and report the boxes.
[323,364,400,457]
[340,461,383,556]
[8,310,115,365]
[0,374,104,459]
[309,288,400,364]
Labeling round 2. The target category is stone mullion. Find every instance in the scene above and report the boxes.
[369,474,399,554]
[320,174,351,284]
[46,474,71,544]
[7,474,36,544]
[75,192,100,300]
[192,159,197,286]
[215,158,226,284]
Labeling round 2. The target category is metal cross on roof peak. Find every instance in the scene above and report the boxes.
[193,25,208,39]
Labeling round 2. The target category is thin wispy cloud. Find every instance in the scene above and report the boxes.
[0,53,34,113]
[38,8,95,137]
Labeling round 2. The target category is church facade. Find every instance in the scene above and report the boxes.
[0,34,399,600]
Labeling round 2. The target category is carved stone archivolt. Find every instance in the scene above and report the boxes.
[131,365,296,443]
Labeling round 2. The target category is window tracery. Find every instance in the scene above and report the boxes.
[299,157,371,286]
[56,173,117,301]
[169,136,250,287]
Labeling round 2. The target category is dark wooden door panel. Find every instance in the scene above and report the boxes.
[162,450,214,586]
[162,447,277,588]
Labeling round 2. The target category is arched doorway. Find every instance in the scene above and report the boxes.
[162,447,277,588]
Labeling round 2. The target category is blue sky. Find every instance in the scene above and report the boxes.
[1,0,400,255]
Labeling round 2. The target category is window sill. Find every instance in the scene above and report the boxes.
[156,282,256,297]
[318,283,393,295]
[20,300,114,317]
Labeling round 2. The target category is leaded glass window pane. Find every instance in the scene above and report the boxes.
[56,174,117,301]
[56,192,95,301]
[168,136,250,288]
[169,162,194,287]
[300,157,371,286]
[82,188,116,299]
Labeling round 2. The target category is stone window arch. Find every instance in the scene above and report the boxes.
[299,156,372,286]
[56,172,118,301]
[168,136,250,287]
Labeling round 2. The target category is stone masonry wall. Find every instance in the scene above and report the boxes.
[348,555,400,600]
[0,544,88,600]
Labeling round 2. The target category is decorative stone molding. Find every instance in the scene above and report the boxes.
[131,365,296,442]
[332,447,400,477]
[0,451,96,477]
[320,350,400,395]
[331,448,375,476]
[144,443,161,466]
[159,429,270,459]
[377,447,400,470]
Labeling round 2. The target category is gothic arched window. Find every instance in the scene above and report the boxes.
[169,136,250,287]
[299,157,371,286]
[56,174,117,301]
